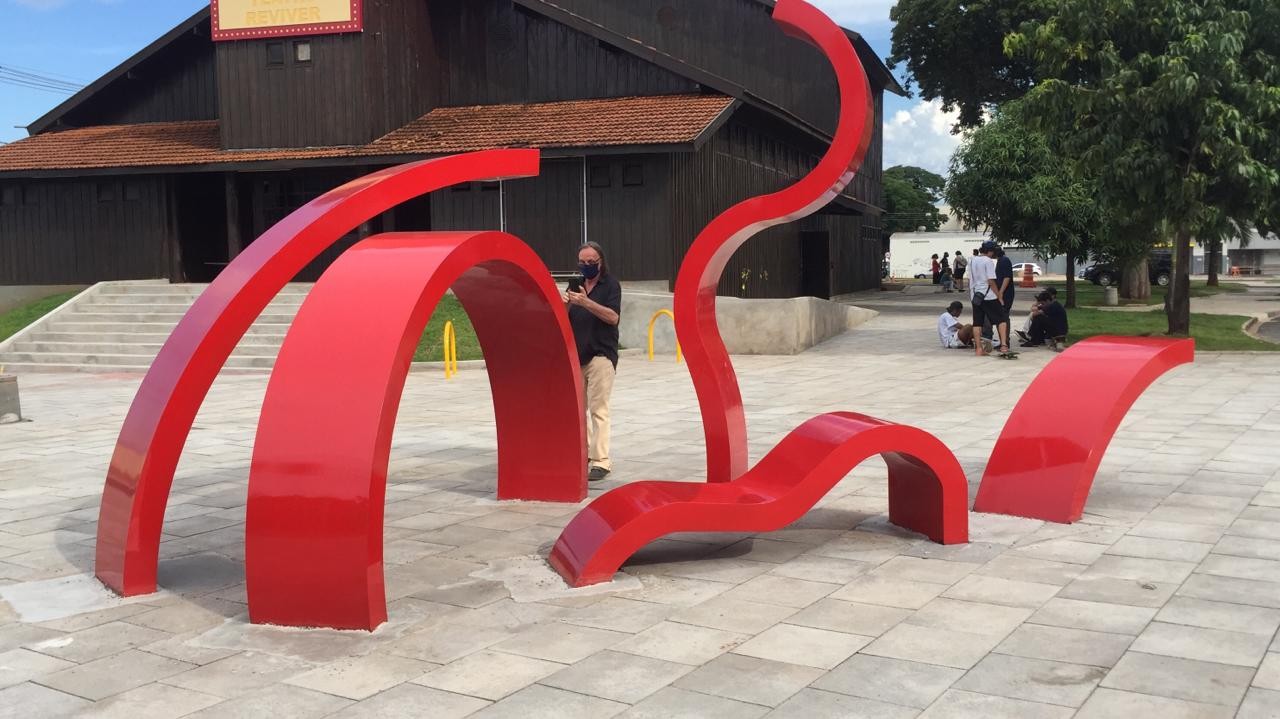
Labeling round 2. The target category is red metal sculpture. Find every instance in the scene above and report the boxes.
[973,336,1196,523]
[550,413,969,587]
[547,0,972,588]
[246,232,584,630]
[674,0,874,485]
[94,150,542,597]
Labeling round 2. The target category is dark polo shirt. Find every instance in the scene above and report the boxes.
[568,273,621,367]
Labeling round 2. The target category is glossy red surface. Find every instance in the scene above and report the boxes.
[549,412,969,587]
[973,336,1195,523]
[246,232,583,629]
[672,0,875,484]
[95,150,540,596]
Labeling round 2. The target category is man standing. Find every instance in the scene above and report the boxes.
[565,242,621,481]
[995,247,1015,317]
[969,241,1010,356]
[953,250,968,292]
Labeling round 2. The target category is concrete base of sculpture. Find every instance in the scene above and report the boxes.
[0,375,21,424]
[623,291,876,356]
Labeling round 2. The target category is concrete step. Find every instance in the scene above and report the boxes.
[63,312,297,324]
[0,352,275,369]
[47,321,293,335]
[10,342,283,357]
[86,297,305,309]
[31,332,289,344]
[0,362,268,375]
[95,284,312,296]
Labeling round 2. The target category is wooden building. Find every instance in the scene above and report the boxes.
[0,0,902,298]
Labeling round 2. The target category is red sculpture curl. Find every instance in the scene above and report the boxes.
[95,150,540,597]
[550,413,969,587]
[973,336,1195,523]
[674,0,875,484]
[246,232,583,630]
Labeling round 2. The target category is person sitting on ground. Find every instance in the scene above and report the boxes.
[1015,286,1057,343]
[1021,290,1069,348]
[938,301,975,349]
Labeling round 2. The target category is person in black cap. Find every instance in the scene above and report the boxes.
[970,241,1011,355]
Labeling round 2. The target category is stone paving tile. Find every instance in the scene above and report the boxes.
[671,652,819,707]
[540,650,693,704]
[1129,621,1271,667]
[332,683,490,719]
[1074,687,1234,719]
[619,686,769,719]
[917,689,1074,718]
[763,688,918,718]
[718,574,839,609]
[668,596,796,634]
[862,622,1004,669]
[1239,687,1280,719]
[183,684,353,718]
[940,575,1059,609]
[75,682,223,719]
[731,623,870,669]
[905,597,1033,637]
[472,684,628,719]
[613,621,747,666]
[1100,651,1254,706]
[0,647,75,690]
[784,598,909,637]
[160,651,312,698]
[491,621,627,665]
[282,653,435,701]
[1026,597,1156,635]
[827,575,948,609]
[0,681,92,719]
[812,653,962,708]
[1155,596,1280,636]
[954,653,1106,707]
[1057,574,1179,608]
[413,649,561,700]
[24,621,169,664]
[39,649,195,701]
[994,623,1133,667]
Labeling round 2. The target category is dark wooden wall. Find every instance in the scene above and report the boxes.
[58,29,218,128]
[0,178,171,284]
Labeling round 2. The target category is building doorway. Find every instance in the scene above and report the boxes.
[800,230,832,299]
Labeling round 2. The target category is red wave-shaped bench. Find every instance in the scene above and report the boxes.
[549,412,970,587]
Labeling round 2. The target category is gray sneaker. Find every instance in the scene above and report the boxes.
[588,466,611,482]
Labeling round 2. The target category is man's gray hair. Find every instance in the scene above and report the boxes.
[580,241,608,275]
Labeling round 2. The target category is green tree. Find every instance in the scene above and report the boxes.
[1007,0,1280,334]
[889,0,1040,128]
[883,165,949,235]
[945,103,1101,308]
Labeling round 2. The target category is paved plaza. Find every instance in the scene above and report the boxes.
[2,308,1280,718]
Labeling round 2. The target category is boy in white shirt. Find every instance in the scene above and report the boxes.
[938,301,975,348]
[967,241,1009,356]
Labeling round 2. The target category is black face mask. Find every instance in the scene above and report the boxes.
[579,263,601,280]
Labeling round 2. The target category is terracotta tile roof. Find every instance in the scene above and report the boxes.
[0,95,735,174]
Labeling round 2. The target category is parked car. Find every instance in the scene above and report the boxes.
[1011,263,1043,276]
[1079,252,1172,287]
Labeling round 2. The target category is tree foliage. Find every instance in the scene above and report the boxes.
[1006,0,1280,333]
[883,165,949,235]
[889,0,1040,128]
[945,103,1101,306]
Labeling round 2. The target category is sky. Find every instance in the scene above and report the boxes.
[0,0,963,176]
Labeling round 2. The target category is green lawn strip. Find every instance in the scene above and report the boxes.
[1067,308,1277,351]
[1041,280,1246,307]
[0,291,81,343]
[414,295,482,362]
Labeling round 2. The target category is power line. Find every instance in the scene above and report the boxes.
[0,62,87,85]
[0,65,85,95]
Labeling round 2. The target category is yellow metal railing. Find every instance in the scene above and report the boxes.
[647,309,682,363]
[443,321,459,379]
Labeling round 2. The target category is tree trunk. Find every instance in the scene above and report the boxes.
[1065,249,1078,309]
[1167,226,1193,335]
[1120,259,1151,300]
[1207,239,1221,287]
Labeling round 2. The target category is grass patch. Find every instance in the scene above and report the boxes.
[1040,280,1247,307]
[0,291,80,343]
[414,295,481,362]
[1067,308,1277,351]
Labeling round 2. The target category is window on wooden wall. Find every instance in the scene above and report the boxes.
[622,164,644,187]
[589,165,611,188]
[22,185,38,205]
[124,181,142,202]
[96,182,116,203]
[0,185,17,207]
[266,42,285,66]
[293,41,312,64]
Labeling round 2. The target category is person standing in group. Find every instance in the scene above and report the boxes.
[995,246,1015,320]
[931,254,941,285]
[952,250,968,292]
[565,242,621,482]
[968,241,1009,356]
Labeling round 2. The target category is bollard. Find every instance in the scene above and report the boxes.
[0,375,20,424]
[1104,287,1119,307]
[443,321,459,379]
[647,310,682,363]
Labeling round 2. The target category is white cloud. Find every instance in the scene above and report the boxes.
[810,0,896,27]
[882,99,967,176]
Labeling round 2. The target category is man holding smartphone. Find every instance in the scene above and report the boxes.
[565,241,622,482]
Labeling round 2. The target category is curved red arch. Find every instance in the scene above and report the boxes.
[973,336,1195,523]
[549,412,969,587]
[246,232,583,630]
[673,0,875,484]
[95,150,540,597]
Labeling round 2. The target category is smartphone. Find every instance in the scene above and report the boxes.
[567,277,583,294]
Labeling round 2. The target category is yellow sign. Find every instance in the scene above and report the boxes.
[212,0,363,41]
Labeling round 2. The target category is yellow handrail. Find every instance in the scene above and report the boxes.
[647,309,682,363]
[443,321,458,379]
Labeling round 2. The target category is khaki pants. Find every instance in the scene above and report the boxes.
[582,356,615,470]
